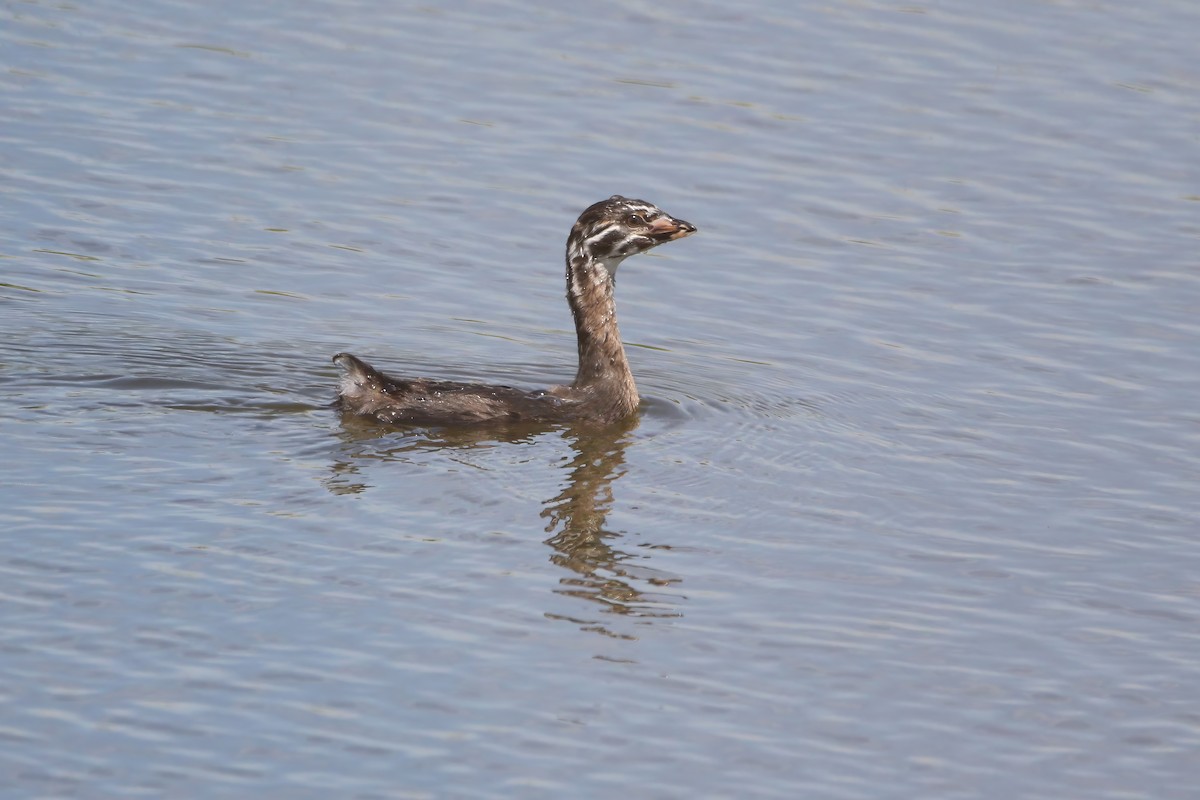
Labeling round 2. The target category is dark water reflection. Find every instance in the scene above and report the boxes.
[539,418,685,632]
[329,413,684,637]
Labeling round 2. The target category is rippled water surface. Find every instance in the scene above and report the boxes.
[3,1,1199,797]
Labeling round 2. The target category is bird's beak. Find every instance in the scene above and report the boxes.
[648,216,698,241]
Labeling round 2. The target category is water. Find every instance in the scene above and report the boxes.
[3,0,1199,797]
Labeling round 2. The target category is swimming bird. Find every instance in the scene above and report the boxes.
[333,195,696,426]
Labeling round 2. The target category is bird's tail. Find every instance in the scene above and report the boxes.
[332,352,388,402]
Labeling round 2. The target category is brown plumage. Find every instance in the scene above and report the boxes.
[333,195,697,426]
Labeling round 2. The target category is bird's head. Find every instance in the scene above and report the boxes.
[566,195,696,279]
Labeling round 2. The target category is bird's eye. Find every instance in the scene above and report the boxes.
[625,213,644,226]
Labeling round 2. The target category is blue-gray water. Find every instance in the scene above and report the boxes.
[3,1,1199,797]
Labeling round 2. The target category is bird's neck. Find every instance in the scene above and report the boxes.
[565,251,638,415]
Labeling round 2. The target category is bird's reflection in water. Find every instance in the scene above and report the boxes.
[324,415,521,496]
[540,416,683,637]
[328,412,685,637]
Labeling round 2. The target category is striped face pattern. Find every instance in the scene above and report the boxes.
[566,195,697,279]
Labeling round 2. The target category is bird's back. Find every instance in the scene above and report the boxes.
[333,352,576,426]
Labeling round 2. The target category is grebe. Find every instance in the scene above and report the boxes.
[332,195,696,426]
